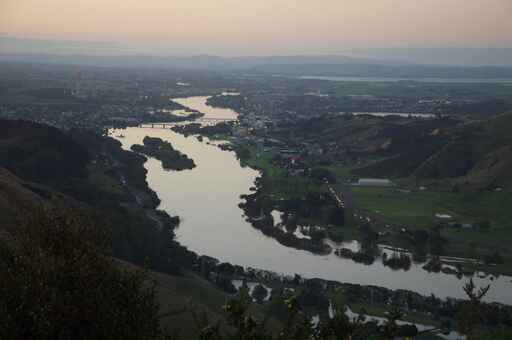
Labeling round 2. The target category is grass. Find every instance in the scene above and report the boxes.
[243,152,284,178]
[149,269,282,339]
[349,185,512,272]
[87,172,125,196]
[242,150,512,271]
[351,186,512,230]
[351,187,461,227]
[114,263,229,339]
[321,164,356,180]
[242,148,326,200]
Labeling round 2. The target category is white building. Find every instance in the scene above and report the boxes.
[355,178,393,187]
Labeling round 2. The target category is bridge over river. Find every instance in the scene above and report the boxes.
[111,94,512,305]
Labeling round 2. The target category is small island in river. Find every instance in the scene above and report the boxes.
[131,136,196,171]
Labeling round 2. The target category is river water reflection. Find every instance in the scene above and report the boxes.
[173,96,239,120]
[113,96,512,304]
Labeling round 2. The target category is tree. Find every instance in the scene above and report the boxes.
[310,229,327,244]
[477,220,491,231]
[457,279,491,340]
[252,284,269,304]
[309,168,336,184]
[217,262,236,276]
[329,207,345,226]
[484,250,504,265]
[0,205,170,340]
[237,146,251,161]
[317,305,366,340]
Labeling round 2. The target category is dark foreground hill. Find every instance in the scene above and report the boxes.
[0,119,234,339]
[0,119,90,184]
[0,118,196,271]
[0,167,43,226]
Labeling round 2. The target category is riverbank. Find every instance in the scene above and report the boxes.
[138,94,512,300]
[221,133,512,279]
[112,125,512,306]
[109,125,461,333]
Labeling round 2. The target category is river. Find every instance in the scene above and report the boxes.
[173,96,240,120]
[113,95,512,305]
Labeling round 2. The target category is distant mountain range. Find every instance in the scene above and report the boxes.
[1,37,512,78]
[2,53,512,79]
[349,48,512,67]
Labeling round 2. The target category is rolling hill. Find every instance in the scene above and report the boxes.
[347,112,512,189]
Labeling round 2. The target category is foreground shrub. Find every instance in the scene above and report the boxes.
[0,206,170,340]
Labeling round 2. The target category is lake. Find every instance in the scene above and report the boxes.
[113,96,512,304]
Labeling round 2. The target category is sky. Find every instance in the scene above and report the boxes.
[1,0,511,56]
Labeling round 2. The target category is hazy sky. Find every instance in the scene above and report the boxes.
[1,0,511,55]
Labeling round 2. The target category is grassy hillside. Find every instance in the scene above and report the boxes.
[0,119,90,184]
[0,168,42,226]
[0,119,192,274]
[346,112,512,190]
[0,119,233,338]
[111,260,230,339]
[412,112,512,188]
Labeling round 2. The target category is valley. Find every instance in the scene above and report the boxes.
[2,63,512,339]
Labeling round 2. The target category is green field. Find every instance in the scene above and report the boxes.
[241,148,326,200]
[352,187,461,227]
[239,147,512,271]
[351,186,512,229]
[321,164,356,179]
[349,185,512,270]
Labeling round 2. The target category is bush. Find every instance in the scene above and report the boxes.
[0,206,169,340]
[252,284,268,304]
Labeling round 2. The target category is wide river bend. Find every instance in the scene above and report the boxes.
[113,96,512,304]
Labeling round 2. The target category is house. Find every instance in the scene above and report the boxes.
[461,223,474,230]
[355,178,393,187]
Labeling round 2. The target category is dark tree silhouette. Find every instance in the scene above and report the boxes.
[457,279,491,340]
